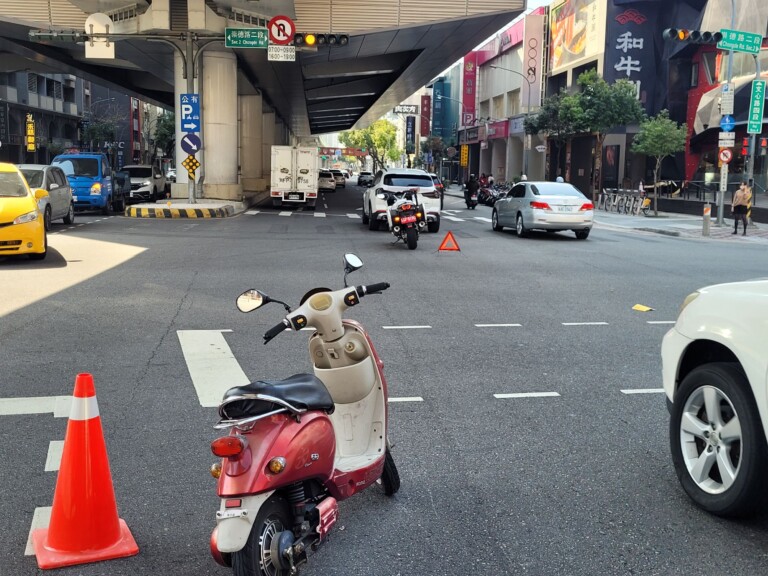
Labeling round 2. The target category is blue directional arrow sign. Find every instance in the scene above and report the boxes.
[720,115,736,132]
[179,93,200,133]
[181,133,202,155]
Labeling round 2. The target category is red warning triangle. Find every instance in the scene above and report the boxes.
[438,231,460,252]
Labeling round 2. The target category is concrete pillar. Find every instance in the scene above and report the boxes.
[262,109,276,181]
[202,51,241,200]
[239,94,264,192]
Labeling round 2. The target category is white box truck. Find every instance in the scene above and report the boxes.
[270,146,319,208]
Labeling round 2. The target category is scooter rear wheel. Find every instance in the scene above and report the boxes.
[233,496,292,576]
[380,447,401,496]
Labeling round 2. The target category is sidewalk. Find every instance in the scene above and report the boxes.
[444,185,768,242]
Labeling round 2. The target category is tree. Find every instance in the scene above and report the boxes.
[631,110,687,216]
[420,136,444,172]
[154,112,175,161]
[525,90,586,175]
[576,69,645,199]
[339,119,398,172]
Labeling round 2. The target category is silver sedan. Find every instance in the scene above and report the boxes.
[491,181,594,240]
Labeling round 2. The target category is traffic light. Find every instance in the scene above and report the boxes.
[662,29,723,44]
[742,137,749,157]
[761,138,767,156]
[293,33,349,47]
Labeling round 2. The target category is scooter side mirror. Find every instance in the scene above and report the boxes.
[236,289,270,313]
[343,253,363,273]
[376,193,387,199]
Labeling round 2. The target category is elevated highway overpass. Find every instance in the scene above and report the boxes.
[0,0,525,199]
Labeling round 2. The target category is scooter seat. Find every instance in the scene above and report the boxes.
[219,373,335,420]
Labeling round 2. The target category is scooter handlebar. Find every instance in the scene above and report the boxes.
[263,320,289,344]
[358,282,390,296]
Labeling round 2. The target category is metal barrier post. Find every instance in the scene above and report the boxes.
[702,203,711,237]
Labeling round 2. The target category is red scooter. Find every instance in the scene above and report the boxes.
[209,254,400,576]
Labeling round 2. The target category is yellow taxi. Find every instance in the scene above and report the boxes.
[0,162,48,260]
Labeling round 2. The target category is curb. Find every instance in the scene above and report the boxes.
[125,205,235,218]
[633,227,681,237]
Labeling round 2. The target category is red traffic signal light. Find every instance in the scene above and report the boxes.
[294,33,349,47]
[662,29,723,44]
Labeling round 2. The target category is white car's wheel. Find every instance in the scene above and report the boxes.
[670,362,768,517]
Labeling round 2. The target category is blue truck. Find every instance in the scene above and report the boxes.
[51,153,127,214]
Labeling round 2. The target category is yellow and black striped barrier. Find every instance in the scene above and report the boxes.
[125,205,235,219]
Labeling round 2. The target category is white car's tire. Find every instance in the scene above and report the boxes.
[670,362,768,517]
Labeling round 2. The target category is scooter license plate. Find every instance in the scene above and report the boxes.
[400,215,417,224]
[471,195,478,200]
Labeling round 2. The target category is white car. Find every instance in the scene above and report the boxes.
[330,169,346,188]
[318,170,336,193]
[361,168,441,232]
[661,279,768,517]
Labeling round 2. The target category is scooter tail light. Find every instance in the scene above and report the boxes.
[579,202,594,211]
[530,201,552,210]
[211,435,247,457]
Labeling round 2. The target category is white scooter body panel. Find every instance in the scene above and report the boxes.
[215,491,275,553]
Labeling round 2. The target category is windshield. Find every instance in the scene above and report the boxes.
[52,158,100,178]
[126,167,153,178]
[383,175,433,187]
[20,169,44,188]
[319,171,333,178]
[530,183,585,198]
[360,172,371,176]
[0,172,28,197]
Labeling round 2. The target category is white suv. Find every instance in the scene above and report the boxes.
[362,168,441,232]
[661,279,768,517]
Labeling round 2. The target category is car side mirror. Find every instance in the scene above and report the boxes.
[34,188,49,200]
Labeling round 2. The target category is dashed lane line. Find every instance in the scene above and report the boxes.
[443,216,465,222]
[44,441,64,472]
[562,322,610,326]
[0,396,72,417]
[388,397,424,402]
[278,211,291,217]
[314,212,326,218]
[25,508,52,556]
[473,217,492,222]
[647,321,675,325]
[245,210,259,215]
[494,392,561,399]
[382,325,432,330]
[346,214,359,219]
[475,323,522,327]
[621,388,665,394]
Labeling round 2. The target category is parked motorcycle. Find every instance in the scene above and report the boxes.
[209,254,400,576]
[380,189,427,250]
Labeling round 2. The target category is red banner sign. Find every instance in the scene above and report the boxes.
[318,147,367,157]
[462,52,477,127]
[420,95,431,135]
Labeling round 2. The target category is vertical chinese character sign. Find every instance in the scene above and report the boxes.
[421,95,432,136]
[604,2,659,113]
[26,113,36,153]
[432,81,444,138]
[405,116,416,154]
[462,52,477,126]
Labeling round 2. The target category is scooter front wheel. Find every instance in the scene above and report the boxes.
[380,447,401,496]
[233,496,292,576]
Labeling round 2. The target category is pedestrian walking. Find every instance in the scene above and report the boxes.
[732,181,752,236]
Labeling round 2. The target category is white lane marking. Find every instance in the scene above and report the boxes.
[355,207,363,211]
[44,441,64,472]
[562,322,609,326]
[388,397,424,402]
[382,325,432,330]
[647,321,675,325]
[443,216,465,222]
[25,507,52,556]
[494,392,561,399]
[245,210,260,215]
[475,323,522,327]
[621,388,665,395]
[346,214,359,219]
[442,210,462,214]
[314,212,326,218]
[473,217,492,222]
[0,396,72,417]
[324,204,328,209]
[278,211,291,217]
[177,330,250,407]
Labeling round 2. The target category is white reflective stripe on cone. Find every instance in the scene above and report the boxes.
[69,396,100,420]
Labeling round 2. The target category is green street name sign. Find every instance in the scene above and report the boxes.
[747,79,766,134]
[718,28,763,54]
[225,27,268,49]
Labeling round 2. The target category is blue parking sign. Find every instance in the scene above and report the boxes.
[180,94,200,133]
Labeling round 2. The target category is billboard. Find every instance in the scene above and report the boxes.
[549,0,607,73]
[420,95,431,135]
[462,52,477,127]
[432,80,444,137]
[523,12,545,110]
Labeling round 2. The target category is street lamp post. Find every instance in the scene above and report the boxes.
[435,93,477,179]
[489,65,534,177]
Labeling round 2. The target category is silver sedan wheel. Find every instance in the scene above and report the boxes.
[680,385,742,495]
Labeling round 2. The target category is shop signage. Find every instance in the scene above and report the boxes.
[25,113,35,152]
[0,104,7,144]
[462,52,477,126]
[420,95,431,135]
[460,144,469,167]
[432,81,444,136]
[394,104,418,114]
[486,120,509,140]
[405,116,416,153]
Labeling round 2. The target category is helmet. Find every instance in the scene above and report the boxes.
[470,174,476,179]
[520,174,528,181]
[556,176,564,183]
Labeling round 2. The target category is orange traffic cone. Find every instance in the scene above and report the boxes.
[32,373,139,569]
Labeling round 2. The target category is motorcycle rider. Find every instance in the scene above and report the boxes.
[465,174,479,206]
